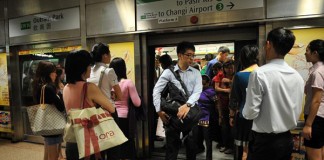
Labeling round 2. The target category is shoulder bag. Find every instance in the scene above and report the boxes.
[66,83,128,159]
[27,85,66,136]
[161,66,201,132]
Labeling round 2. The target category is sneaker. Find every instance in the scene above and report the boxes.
[224,148,233,154]
[219,147,226,152]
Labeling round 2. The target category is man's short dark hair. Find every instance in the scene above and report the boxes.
[267,27,295,56]
[177,41,195,54]
[218,46,230,54]
[159,54,172,69]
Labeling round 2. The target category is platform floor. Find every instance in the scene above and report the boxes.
[152,140,233,160]
[0,138,233,160]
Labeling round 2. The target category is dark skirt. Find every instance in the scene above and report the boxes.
[304,115,324,149]
[234,113,253,146]
[119,117,136,159]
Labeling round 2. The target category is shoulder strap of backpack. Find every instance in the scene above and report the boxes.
[168,65,189,97]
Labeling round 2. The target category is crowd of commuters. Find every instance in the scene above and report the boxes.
[153,28,323,160]
[30,27,324,160]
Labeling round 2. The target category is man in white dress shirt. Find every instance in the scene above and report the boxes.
[243,27,304,160]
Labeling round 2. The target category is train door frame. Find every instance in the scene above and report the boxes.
[9,39,81,143]
[144,25,262,158]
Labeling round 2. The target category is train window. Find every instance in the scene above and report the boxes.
[21,59,59,96]
[19,52,68,106]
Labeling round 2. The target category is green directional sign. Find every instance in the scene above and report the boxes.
[216,3,224,11]
[21,21,31,30]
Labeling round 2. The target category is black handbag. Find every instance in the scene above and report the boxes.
[161,66,201,132]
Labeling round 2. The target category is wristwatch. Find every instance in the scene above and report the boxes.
[186,103,192,107]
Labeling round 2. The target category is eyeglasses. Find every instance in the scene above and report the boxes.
[183,53,196,58]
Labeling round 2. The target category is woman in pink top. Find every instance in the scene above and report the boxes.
[63,50,115,160]
[109,57,141,159]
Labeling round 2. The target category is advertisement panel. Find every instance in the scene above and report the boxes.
[285,28,324,120]
[0,111,11,133]
[0,53,9,106]
[109,42,135,83]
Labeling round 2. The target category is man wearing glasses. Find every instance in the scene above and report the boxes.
[153,41,203,160]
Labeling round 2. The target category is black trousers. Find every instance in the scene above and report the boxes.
[165,119,196,160]
[220,107,233,149]
[66,142,98,160]
[192,125,213,160]
[247,131,293,160]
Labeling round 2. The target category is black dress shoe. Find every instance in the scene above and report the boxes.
[155,136,165,141]
[195,147,205,154]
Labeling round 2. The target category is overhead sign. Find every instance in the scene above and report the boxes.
[9,7,80,37]
[137,0,263,21]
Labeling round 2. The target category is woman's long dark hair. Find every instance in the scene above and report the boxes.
[109,57,127,81]
[32,61,56,101]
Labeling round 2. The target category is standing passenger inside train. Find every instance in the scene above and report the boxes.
[109,57,141,160]
[243,27,304,160]
[302,39,324,160]
[210,62,224,150]
[63,50,115,160]
[230,45,259,160]
[214,59,234,154]
[32,61,65,160]
[87,43,123,160]
[205,46,229,79]
[153,41,202,160]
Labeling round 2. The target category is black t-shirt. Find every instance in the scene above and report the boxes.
[35,83,65,112]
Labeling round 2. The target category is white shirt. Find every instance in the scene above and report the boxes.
[87,62,119,105]
[243,59,304,133]
[153,65,202,112]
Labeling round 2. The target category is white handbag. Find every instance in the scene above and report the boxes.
[27,85,66,136]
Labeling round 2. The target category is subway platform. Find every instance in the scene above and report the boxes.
[0,138,233,160]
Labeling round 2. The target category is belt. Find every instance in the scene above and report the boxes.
[253,130,290,136]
